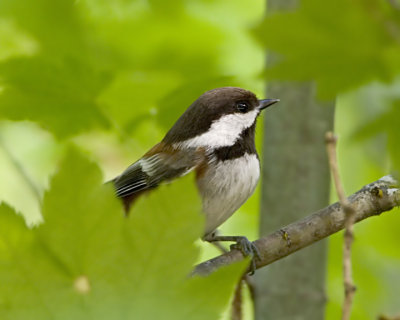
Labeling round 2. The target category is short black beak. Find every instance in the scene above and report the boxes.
[258,98,280,110]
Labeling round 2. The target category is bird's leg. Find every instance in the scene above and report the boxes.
[210,241,229,254]
[204,233,261,274]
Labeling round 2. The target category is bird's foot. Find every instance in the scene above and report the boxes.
[204,234,260,275]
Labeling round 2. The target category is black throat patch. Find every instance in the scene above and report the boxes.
[212,123,257,161]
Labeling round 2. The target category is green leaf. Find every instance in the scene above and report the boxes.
[0,0,114,138]
[0,57,111,138]
[0,148,245,319]
[0,19,38,61]
[0,0,92,59]
[98,70,181,132]
[254,0,400,98]
[353,99,400,172]
[0,0,263,138]
[0,121,65,225]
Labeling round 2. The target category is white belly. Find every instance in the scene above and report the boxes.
[197,153,260,236]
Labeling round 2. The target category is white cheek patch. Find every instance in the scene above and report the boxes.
[175,109,259,149]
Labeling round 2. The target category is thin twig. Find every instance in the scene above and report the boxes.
[211,241,242,319]
[325,132,356,320]
[193,175,399,276]
[211,241,254,319]
[229,275,256,320]
[231,279,243,320]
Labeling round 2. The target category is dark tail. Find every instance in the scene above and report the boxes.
[106,178,151,215]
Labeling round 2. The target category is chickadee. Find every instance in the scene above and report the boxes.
[113,87,279,261]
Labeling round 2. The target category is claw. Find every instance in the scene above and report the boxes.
[229,237,260,275]
[204,234,261,275]
[230,237,260,257]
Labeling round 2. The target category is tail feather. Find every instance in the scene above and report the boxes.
[108,175,155,215]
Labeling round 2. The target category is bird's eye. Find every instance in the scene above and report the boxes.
[236,102,249,113]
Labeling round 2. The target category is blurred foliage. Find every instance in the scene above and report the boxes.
[0,0,400,319]
[354,98,400,172]
[0,0,112,138]
[0,0,263,138]
[254,0,400,99]
[0,0,264,221]
[0,122,62,225]
[0,148,246,319]
[325,83,400,320]
[255,0,400,319]
[0,0,263,319]
[254,0,400,178]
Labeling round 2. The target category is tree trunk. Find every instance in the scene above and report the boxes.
[254,2,335,318]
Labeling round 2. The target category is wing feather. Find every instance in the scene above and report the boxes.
[113,144,206,204]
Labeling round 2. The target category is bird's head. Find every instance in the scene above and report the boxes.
[163,87,279,148]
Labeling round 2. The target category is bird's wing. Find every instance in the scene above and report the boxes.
[114,143,205,198]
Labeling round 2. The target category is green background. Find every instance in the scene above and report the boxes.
[0,0,399,319]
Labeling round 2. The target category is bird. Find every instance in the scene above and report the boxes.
[112,87,279,265]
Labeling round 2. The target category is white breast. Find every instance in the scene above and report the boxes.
[197,153,260,236]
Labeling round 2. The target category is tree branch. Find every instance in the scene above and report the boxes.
[194,175,400,276]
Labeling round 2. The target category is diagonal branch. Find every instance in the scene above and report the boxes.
[194,175,400,277]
